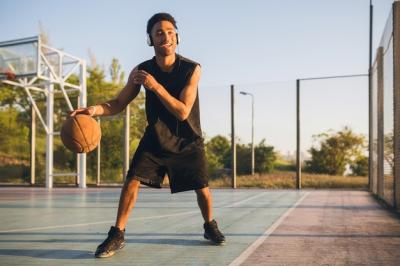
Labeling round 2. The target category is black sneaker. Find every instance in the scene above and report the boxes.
[204,220,226,245]
[95,226,125,258]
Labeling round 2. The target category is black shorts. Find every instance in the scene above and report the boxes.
[126,131,209,193]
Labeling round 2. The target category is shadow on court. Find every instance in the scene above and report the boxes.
[0,249,93,259]
[0,237,210,246]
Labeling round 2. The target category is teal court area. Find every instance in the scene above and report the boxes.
[1,188,400,265]
[0,188,305,265]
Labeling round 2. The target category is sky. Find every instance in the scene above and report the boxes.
[0,0,396,156]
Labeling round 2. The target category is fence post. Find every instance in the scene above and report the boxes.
[123,105,130,182]
[296,79,301,189]
[30,105,36,185]
[377,47,384,198]
[231,84,236,188]
[97,118,101,186]
[368,0,373,191]
[393,1,400,210]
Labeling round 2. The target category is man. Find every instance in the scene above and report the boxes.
[69,13,226,258]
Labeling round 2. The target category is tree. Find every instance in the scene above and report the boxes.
[205,135,230,178]
[205,136,277,176]
[305,127,367,176]
[110,58,125,85]
[254,139,277,173]
[84,60,146,182]
[350,156,368,176]
[236,139,276,175]
[0,53,147,183]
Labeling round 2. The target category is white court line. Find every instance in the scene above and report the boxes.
[224,192,268,208]
[229,192,310,266]
[0,191,267,233]
[0,211,198,233]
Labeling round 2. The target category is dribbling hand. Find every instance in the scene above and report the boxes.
[68,106,96,118]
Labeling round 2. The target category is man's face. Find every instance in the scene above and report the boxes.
[151,20,178,56]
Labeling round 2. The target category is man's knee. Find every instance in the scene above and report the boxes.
[124,178,141,191]
[195,186,210,197]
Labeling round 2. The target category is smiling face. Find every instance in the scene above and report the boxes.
[151,20,178,57]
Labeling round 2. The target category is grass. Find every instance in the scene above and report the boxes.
[0,152,368,189]
[0,169,368,189]
[209,171,368,189]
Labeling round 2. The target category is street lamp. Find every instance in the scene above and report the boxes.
[240,91,255,175]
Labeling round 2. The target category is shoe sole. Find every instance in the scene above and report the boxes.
[204,233,226,246]
[95,242,125,258]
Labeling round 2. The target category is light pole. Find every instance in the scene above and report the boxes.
[240,91,255,175]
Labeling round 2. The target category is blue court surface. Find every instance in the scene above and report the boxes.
[0,187,306,265]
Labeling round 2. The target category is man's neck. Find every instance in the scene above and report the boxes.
[155,53,176,73]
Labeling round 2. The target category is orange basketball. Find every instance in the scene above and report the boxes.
[60,114,101,153]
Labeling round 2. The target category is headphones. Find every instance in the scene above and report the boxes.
[147,32,180,46]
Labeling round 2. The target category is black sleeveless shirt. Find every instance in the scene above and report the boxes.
[138,54,203,153]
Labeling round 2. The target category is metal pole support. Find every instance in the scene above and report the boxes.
[231,84,237,188]
[45,82,54,189]
[123,105,130,182]
[78,61,87,188]
[30,105,36,185]
[296,79,301,189]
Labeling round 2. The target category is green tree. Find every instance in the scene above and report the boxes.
[236,139,276,175]
[110,58,125,85]
[204,136,277,176]
[0,106,30,157]
[350,156,368,176]
[255,139,277,173]
[0,55,147,184]
[305,127,367,175]
[205,135,230,178]
[84,60,146,182]
[0,83,31,113]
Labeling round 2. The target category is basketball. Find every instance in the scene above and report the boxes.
[60,114,101,153]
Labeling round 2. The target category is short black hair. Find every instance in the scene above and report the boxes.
[146,13,178,34]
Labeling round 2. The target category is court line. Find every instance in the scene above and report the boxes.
[228,191,310,266]
[0,191,267,233]
[224,192,268,208]
[0,211,199,233]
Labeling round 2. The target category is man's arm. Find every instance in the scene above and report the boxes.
[95,67,141,116]
[134,65,201,121]
[68,67,141,117]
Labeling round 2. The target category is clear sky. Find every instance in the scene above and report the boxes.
[0,0,396,155]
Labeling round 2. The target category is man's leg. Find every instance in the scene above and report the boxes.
[195,187,226,245]
[115,179,141,230]
[195,186,213,223]
[95,178,141,258]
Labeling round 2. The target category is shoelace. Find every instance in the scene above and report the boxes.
[209,224,224,238]
[101,232,123,249]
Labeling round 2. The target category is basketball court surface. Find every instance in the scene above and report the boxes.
[1,187,400,265]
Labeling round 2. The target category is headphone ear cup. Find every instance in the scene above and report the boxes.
[147,35,153,46]
[176,33,180,45]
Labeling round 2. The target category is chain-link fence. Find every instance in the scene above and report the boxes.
[370,2,400,209]
[201,75,369,189]
[299,75,369,183]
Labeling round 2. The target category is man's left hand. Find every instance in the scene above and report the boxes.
[133,70,159,92]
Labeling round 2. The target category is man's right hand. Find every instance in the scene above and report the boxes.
[68,106,96,118]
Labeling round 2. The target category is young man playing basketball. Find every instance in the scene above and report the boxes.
[69,12,226,258]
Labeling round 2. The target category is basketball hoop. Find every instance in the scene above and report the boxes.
[0,35,88,188]
[0,67,16,81]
